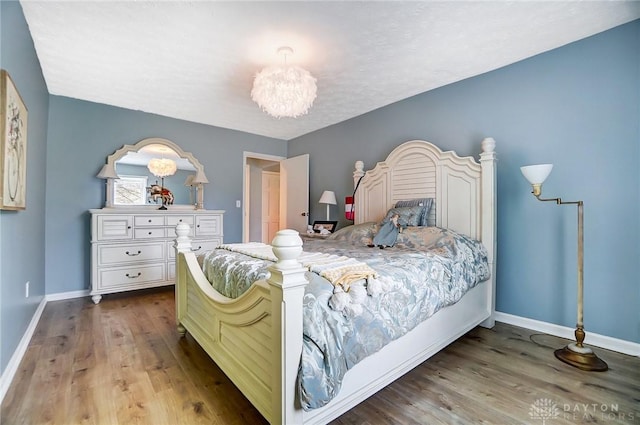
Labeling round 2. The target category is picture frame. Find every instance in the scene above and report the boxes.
[312,220,337,233]
[0,70,28,210]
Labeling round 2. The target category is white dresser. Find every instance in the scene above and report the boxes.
[90,208,224,303]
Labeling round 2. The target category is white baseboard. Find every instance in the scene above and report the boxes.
[494,311,639,357]
[0,296,47,403]
[45,289,90,302]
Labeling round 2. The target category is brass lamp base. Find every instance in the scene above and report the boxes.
[554,344,608,372]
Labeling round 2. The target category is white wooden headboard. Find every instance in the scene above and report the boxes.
[353,138,496,252]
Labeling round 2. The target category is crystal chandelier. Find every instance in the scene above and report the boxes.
[147,158,177,177]
[251,46,317,118]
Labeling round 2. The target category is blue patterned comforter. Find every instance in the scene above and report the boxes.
[200,223,490,410]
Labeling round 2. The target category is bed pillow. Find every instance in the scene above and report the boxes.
[326,222,378,245]
[381,206,424,227]
[395,198,434,226]
[394,226,448,250]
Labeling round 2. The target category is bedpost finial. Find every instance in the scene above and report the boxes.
[272,229,303,270]
[481,137,496,153]
[176,222,190,238]
[174,222,192,252]
[355,160,364,172]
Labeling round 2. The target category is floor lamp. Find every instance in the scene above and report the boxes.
[521,164,607,371]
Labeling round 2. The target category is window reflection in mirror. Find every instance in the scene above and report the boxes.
[114,175,148,205]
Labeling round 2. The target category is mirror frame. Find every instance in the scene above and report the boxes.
[99,137,208,210]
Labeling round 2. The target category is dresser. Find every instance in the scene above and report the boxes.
[90,209,224,303]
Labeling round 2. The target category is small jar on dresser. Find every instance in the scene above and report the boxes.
[89,208,224,303]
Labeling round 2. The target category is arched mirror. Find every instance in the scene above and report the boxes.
[97,137,208,210]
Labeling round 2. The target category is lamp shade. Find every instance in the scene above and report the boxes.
[148,158,177,178]
[96,164,119,179]
[318,190,337,205]
[520,164,553,185]
[191,169,209,184]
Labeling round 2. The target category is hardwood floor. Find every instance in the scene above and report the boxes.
[2,287,638,425]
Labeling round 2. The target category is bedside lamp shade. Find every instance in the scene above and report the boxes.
[319,190,337,220]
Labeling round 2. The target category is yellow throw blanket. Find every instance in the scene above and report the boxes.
[218,243,378,292]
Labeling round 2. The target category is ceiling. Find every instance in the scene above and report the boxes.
[20,1,640,141]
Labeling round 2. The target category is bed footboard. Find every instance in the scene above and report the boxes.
[174,225,307,424]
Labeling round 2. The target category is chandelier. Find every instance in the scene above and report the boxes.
[251,46,317,118]
[147,158,177,177]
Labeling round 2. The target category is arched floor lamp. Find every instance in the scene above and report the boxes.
[520,164,607,371]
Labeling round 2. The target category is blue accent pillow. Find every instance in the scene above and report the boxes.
[395,198,434,226]
[381,206,424,227]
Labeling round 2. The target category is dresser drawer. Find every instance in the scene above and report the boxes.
[134,227,166,239]
[97,215,133,240]
[135,216,165,227]
[167,215,194,226]
[195,215,222,237]
[97,263,165,289]
[98,242,164,266]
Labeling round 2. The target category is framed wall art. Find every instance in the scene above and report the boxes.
[0,69,28,210]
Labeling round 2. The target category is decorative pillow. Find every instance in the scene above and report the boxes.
[394,226,448,250]
[326,222,378,245]
[395,198,434,226]
[381,206,424,227]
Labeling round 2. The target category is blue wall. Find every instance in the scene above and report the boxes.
[290,20,640,343]
[44,97,287,295]
[0,1,50,373]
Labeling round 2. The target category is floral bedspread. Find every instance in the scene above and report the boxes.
[199,223,490,410]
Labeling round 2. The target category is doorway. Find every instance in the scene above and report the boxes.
[242,152,310,243]
[243,153,283,243]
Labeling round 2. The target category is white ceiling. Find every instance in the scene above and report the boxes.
[21,1,640,141]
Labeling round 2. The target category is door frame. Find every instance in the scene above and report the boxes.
[242,151,285,243]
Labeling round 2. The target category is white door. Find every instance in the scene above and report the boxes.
[280,154,309,234]
[261,171,280,243]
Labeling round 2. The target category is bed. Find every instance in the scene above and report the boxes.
[174,138,497,424]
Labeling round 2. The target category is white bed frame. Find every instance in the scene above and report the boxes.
[174,138,497,424]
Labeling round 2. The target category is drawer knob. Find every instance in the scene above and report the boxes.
[125,250,142,256]
[127,226,132,229]
[148,219,152,223]
[125,272,142,279]
[179,219,183,222]
[148,231,152,235]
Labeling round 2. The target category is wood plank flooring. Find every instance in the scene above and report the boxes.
[2,287,638,425]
